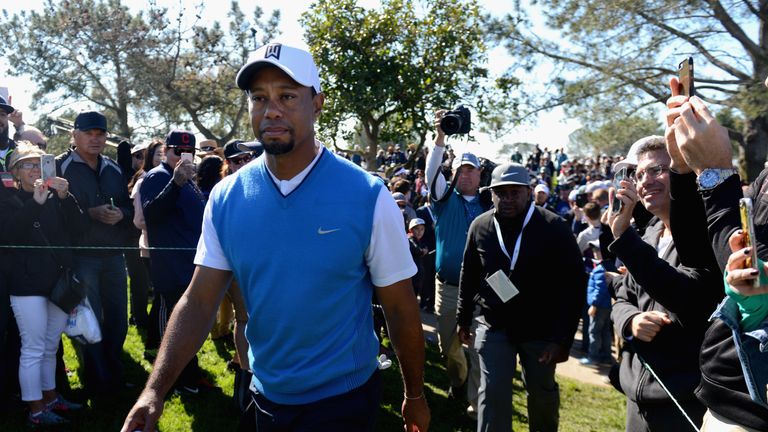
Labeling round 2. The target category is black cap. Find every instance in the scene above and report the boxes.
[236,140,264,158]
[165,130,196,148]
[0,96,14,114]
[74,111,107,131]
[223,140,247,159]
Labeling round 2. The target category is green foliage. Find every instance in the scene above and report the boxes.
[0,0,280,145]
[301,0,518,164]
[489,0,768,178]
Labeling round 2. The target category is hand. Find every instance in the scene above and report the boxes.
[724,230,768,296]
[538,342,568,364]
[120,390,164,432]
[457,326,472,345]
[433,110,447,147]
[630,311,672,342]
[47,176,69,199]
[8,110,23,128]
[172,159,195,186]
[588,305,597,318]
[607,180,638,238]
[401,395,430,432]
[663,77,692,174]
[32,179,49,205]
[666,78,732,175]
[88,204,124,225]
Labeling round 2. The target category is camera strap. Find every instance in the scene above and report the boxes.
[493,202,535,272]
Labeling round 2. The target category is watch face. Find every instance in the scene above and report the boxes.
[700,170,718,188]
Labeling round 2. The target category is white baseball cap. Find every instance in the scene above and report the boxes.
[614,135,664,172]
[236,43,322,93]
[534,184,550,195]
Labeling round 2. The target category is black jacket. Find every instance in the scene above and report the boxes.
[692,171,768,429]
[610,183,722,404]
[56,148,134,255]
[457,203,585,347]
[0,189,86,297]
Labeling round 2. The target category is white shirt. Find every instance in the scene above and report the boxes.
[194,146,416,287]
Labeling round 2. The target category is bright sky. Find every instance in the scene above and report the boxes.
[0,0,580,160]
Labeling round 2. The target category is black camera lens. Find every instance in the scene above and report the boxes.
[440,114,462,136]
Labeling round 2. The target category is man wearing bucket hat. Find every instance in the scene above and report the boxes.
[123,42,428,432]
[457,162,585,431]
[425,110,489,418]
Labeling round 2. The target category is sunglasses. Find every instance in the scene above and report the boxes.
[170,147,195,156]
[229,154,252,165]
[18,162,40,170]
[200,146,216,152]
[132,153,144,160]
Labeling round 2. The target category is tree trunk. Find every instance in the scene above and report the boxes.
[744,114,768,181]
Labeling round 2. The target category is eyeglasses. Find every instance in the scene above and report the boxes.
[171,147,195,156]
[200,146,216,152]
[633,165,669,182]
[18,162,40,170]
[229,154,252,165]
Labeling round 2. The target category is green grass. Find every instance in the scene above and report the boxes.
[0,327,626,431]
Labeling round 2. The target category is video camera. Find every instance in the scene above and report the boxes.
[440,105,471,136]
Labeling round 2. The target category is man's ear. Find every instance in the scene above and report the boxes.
[313,92,324,121]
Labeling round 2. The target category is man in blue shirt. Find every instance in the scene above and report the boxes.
[122,43,429,432]
[425,111,488,418]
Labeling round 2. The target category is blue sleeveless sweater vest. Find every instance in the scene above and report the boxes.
[209,149,382,404]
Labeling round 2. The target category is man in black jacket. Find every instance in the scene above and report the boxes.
[56,111,134,395]
[457,163,584,432]
[607,136,722,431]
[665,77,768,431]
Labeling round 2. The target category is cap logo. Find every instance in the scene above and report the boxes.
[181,133,190,144]
[264,43,282,60]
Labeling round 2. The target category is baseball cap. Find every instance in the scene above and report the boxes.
[534,184,550,195]
[613,135,664,172]
[130,143,149,155]
[236,140,264,158]
[452,152,480,170]
[74,111,107,131]
[236,42,322,93]
[224,140,248,159]
[485,163,530,190]
[408,218,426,231]
[392,192,407,204]
[165,130,196,148]
[0,95,14,114]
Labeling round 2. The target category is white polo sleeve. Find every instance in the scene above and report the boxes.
[366,186,418,287]
[194,198,232,271]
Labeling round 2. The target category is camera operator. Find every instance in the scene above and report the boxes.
[665,77,768,431]
[425,108,487,419]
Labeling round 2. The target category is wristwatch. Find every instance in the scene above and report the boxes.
[697,168,737,191]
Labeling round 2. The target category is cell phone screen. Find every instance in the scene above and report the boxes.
[180,153,194,164]
[678,57,695,97]
[611,168,628,214]
[0,172,13,188]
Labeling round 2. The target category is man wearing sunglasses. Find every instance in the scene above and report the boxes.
[223,140,253,174]
[139,130,208,394]
[606,136,722,431]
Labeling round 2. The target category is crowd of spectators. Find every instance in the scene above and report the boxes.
[0,48,766,432]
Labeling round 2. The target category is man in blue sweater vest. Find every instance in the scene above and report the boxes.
[122,43,430,432]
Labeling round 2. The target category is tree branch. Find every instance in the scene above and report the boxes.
[706,0,766,64]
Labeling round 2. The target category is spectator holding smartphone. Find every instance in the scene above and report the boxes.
[1,142,87,426]
[665,76,768,431]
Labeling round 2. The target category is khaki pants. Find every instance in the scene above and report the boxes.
[435,278,479,408]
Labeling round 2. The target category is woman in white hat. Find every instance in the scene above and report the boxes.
[2,142,86,426]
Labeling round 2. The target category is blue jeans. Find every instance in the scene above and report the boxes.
[73,254,128,393]
[475,325,559,432]
[588,307,613,362]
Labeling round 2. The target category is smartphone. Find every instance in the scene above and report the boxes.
[739,198,760,286]
[180,152,194,164]
[575,193,589,208]
[41,154,56,183]
[0,172,13,188]
[612,167,628,214]
[678,57,695,97]
[109,197,116,210]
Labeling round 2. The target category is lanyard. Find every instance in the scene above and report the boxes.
[493,202,535,271]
